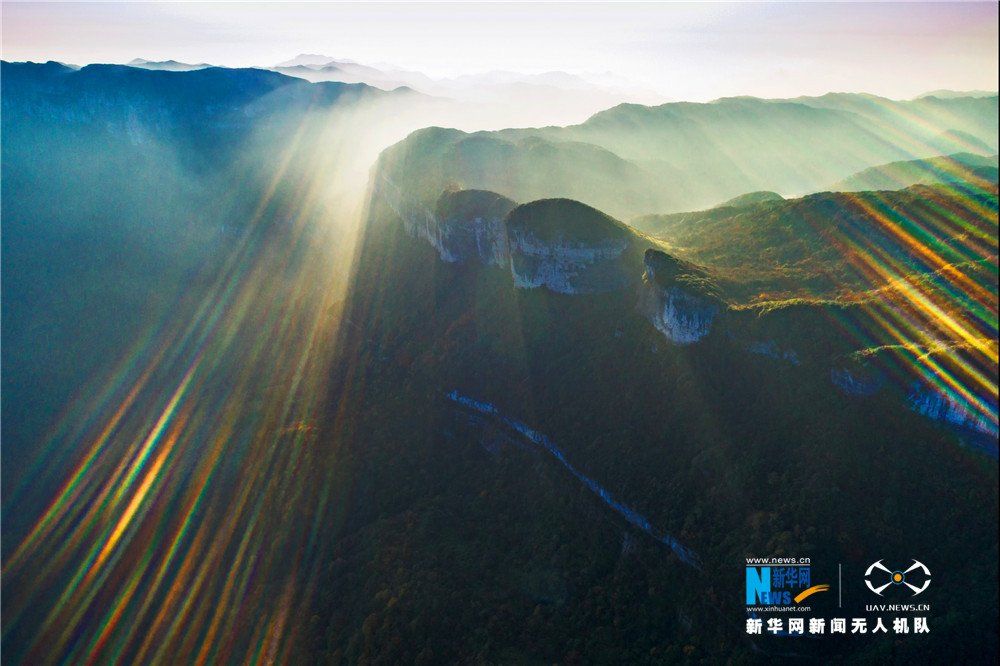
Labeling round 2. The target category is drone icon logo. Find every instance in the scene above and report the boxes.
[864,559,931,596]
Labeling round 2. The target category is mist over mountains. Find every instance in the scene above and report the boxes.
[378,92,997,218]
[1,60,419,141]
[2,56,997,665]
[112,52,672,129]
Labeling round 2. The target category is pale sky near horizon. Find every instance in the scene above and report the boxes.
[2,1,997,101]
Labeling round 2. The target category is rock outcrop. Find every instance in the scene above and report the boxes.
[907,383,999,439]
[638,249,719,344]
[505,199,635,294]
[830,362,886,396]
[372,170,998,449]
[375,178,640,294]
[507,234,630,293]
[435,189,517,266]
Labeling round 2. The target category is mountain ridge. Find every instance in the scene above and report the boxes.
[368,146,998,440]
[377,91,997,218]
[829,152,999,191]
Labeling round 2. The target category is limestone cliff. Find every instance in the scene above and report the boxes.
[375,177,641,294]
[907,383,999,439]
[435,189,517,267]
[505,199,636,294]
[375,178,517,266]
[638,249,719,344]
[830,361,886,397]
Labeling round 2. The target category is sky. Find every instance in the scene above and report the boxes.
[2,1,998,101]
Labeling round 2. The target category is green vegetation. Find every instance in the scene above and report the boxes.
[631,180,997,421]
[830,152,998,192]
[435,188,517,223]
[377,128,664,219]
[307,189,998,664]
[630,181,999,304]
[506,198,634,243]
[714,191,784,209]
[781,93,998,154]
[642,248,722,301]
[4,62,996,666]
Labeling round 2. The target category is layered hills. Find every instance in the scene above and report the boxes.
[372,170,998,435]
[0,60,415,142]
[376,93,998,218]
[632,178,998,436]
[316,150,998,661]
[630,180,998,300]
[3,62,997,665]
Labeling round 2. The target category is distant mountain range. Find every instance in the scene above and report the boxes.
[919,89,998,99]
[0,60,414,137]
[113,53,675,129]
[265,54,671,129]
[375,92,997,218]
[127,58,212,71]
[270,52,666,97]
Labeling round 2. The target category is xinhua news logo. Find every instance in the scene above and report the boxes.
[746,560,829,608]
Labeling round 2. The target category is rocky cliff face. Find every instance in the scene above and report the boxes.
[639,285,718,344]
[435,189,517,267]
[638,250,718,344]
[375,177,515,266]
[830,363,886,397]
[377,174,719,325]
[503,198,638,295]
[375,175,456,259]
[907,383,999,439]
[372,172,997,449]
[375,178,638,294]
[508,231,631,294]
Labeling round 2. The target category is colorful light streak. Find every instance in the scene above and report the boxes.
[798,183,998,437]
[3,104,363,665]
[2,94,996,666]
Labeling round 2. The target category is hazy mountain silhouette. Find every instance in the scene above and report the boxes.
[376,93,998,218]
[713,191,784,208]
[2,60,413,136]
[266,53,669,128]
[918,89,998,99]
[783,92,998,153]
[127,58,212,71]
